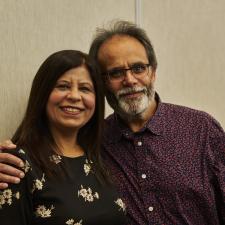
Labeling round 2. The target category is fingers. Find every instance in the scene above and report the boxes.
[0,172,21,185]
[0,139,17,150]
[0,163,24,187]
[0,143,19,183]
[0,153,25,186]
[0,141,24,190]
[0,152,24,168]
[0,163,24,178]
[0,183,9,189]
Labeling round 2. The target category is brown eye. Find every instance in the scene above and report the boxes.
[131,64,146,74]
[108,69,124,78]
[55,84,70,90]
[80,87,91,92]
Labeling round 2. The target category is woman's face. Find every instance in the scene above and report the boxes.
[46,65,96,133]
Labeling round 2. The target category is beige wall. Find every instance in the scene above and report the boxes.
[0,0,224,140]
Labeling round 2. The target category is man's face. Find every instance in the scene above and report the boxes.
[97,35,156,118]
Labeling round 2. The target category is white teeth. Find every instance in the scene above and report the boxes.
[63,107,80,113]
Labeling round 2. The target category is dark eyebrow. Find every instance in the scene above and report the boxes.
[129,62,148,67]
[102,66,124,76]
[108,66,125,71]
[79,81,94,87]
[57,80,70,83]
[109,62,148,70]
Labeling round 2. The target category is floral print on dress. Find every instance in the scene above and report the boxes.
[0,189,20,209]
[18,149,26,154]
[78,185,99,202]
[32,173,45,193]
[66,218,83,225]
[22,160,31,173]
[0,153,126,224]
[18,149,31,173]
[83,159,92,176]
[115,198,126,212]
[49,154,62,164]
[35,204,54,218]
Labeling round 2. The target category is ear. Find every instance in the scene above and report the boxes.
[150,69,156,83]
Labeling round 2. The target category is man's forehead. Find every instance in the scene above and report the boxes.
[98,35,141,53]
[97,35,148,69]
[97,35,125,59]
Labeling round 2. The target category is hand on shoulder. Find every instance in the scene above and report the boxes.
[0,140,24,189]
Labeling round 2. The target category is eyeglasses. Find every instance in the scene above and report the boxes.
[103,63,151,82]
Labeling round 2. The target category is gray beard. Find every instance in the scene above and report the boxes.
[105,83,155,121]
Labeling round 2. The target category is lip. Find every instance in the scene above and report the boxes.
[60,106,85,115]
[119,91,143,99]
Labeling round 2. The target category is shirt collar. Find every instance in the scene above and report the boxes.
[144,92,165,136]
[104,92,166,143]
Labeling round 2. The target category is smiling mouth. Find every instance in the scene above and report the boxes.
[60,106,84,115]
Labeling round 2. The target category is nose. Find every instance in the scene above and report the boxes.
[123,70,138,86]
[67,87,81,101]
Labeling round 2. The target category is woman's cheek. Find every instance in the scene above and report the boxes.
[48,90,66,103]
[83,94,96,109]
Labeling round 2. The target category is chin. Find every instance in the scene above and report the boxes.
[56,121,85,130]
[120,97,148,114]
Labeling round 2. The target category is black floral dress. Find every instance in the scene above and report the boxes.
[0,149,127,225]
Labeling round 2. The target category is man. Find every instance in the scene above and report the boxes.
[0,21,225,224]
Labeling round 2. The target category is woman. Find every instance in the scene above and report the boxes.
[0,50,126,225]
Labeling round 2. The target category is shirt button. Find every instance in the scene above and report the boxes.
[141,174,147,179]
[137,141,142,146]
[148,206,154,212]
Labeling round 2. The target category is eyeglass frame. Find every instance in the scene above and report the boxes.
[102,63,151,82]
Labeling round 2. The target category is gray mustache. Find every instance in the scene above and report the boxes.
[116,87,147,98]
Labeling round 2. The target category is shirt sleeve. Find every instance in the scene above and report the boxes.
[0,149,33,225]
[208,118,225,223]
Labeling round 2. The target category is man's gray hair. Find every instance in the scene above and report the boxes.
[89,20,157,71]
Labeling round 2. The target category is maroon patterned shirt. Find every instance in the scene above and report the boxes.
[102,94,225,225]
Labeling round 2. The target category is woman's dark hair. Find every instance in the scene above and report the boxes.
[12,50,108,183]
[89,20,157,71]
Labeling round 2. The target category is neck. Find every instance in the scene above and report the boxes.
[50,126,84,157]
[124,98,157,132]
